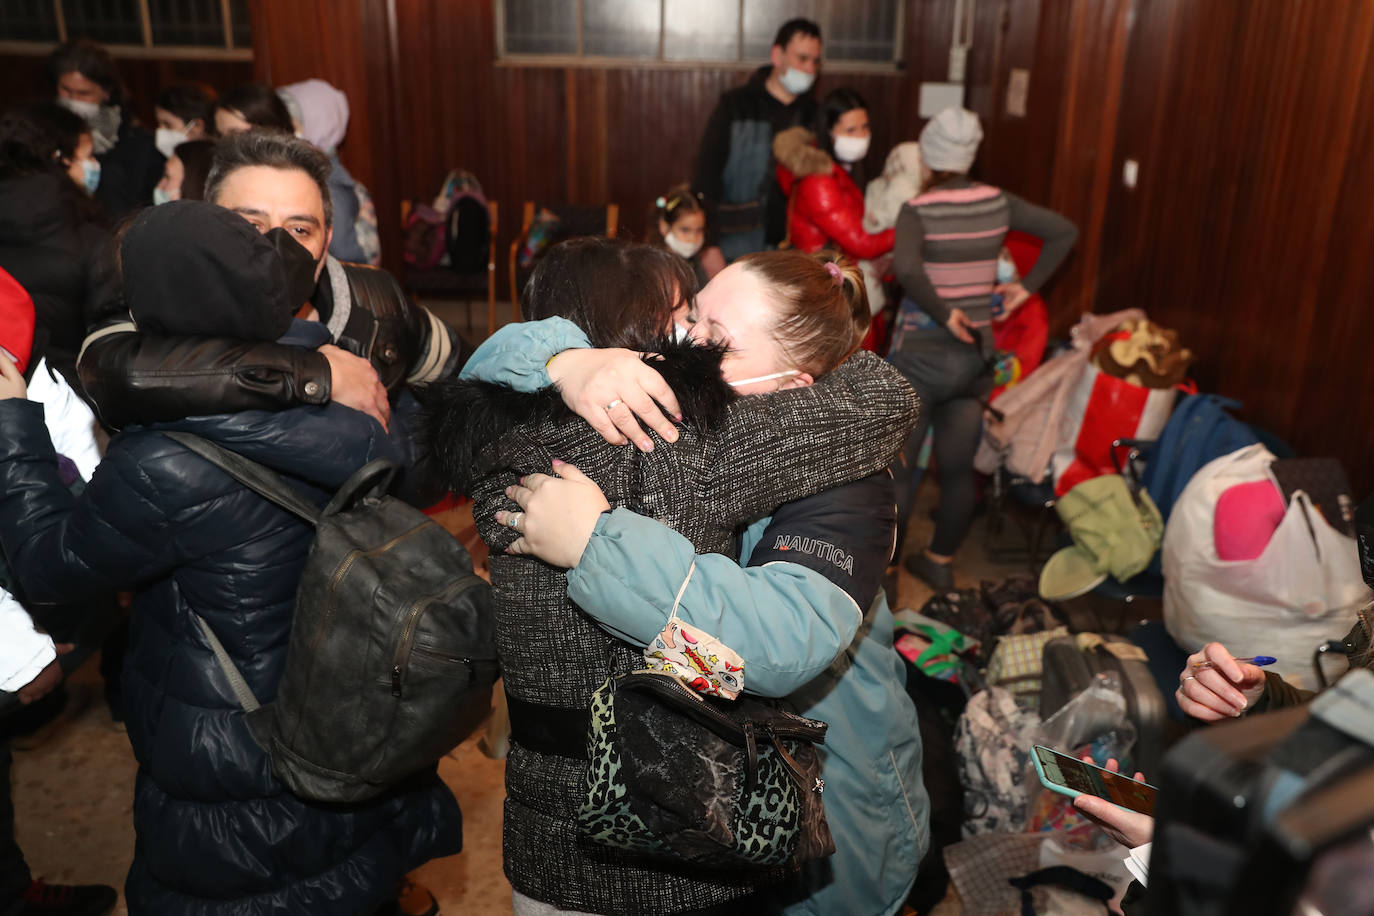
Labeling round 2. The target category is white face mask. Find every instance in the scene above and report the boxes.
[832,134,871,163]
[58,97,100,121]
[663,231,702,260]
[778,68,815,96]
[728,369,800,388]
[155,126,188,160]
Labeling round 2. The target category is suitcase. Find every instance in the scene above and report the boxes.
[1039,632,1168,778]
[1145,669,1374,916]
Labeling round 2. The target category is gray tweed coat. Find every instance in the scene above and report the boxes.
[425,345,918,914]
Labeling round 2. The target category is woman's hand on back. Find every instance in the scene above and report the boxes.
[0,353,28,400]
[546,348,682,452]
[1177,642,1267,721]
[497,461,610,568]
[945,308,977,344]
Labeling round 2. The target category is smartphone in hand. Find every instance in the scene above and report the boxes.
[1031,744,1157,815]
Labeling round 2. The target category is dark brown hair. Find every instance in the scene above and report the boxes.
[734,250,869,376]
[204,129,333,228]
[157,82,216,128]
[645,183,704,243]
[172,139,217,201]
[524,237,695,350]
[46,39,123,106]
[216,83,294,134]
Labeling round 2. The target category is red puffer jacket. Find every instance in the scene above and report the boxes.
[773,126,895,260]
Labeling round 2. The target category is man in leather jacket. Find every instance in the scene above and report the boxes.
[77,129,469,433]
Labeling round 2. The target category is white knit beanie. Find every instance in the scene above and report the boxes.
[919,107,983,173]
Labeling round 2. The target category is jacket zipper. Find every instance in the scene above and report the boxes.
[391,573,483,696]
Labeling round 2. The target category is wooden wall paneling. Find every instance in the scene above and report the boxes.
[1038,0,1131,331]
[1294,14,1374,495]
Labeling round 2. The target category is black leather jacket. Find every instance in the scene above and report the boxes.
[77,257,470,429]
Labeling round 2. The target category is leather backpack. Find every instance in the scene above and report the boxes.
[165,431,498,803]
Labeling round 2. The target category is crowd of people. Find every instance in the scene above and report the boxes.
[0,14,1357,916]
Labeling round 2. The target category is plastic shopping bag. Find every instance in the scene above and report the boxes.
[1162,444,1369,688]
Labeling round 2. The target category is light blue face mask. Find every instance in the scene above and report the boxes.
[778,67,815,96]
[152,187,173,206]
[80,158,101,195]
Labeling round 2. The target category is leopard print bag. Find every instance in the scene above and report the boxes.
[577,668,835,870]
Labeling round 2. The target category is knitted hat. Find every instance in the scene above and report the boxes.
[919,107,983,173]
[0,267,35,375]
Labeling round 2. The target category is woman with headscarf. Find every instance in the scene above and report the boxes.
[279,78,379,265]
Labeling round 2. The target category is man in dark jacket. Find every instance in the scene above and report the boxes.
[0,201,461,914]
[694,18,821,275]
[77,131,468,488]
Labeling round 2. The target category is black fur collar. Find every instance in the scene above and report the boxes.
[420,338,734,495]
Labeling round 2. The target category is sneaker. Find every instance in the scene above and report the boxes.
[20,879,117,916]
[903,552,956,592]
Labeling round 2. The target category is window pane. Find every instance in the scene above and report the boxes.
[826,0,898,62]
[740,0,819,61]
[228,0,249,48]
[582,0,659,58]
[503,0,577,55]
[0,0,61,41]
[148,0,224,46]
[663,0,738,61]
[62,0,143,44]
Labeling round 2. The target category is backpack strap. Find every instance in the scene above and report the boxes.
[193,611,261,712]
[163,431,321,526]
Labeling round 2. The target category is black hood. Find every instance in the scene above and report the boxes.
[0,173,79,245]
[421,338,735,496]
[121,199,318,341]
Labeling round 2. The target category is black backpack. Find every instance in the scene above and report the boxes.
[166,432,498,803]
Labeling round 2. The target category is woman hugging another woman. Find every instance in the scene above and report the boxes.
[425,239,926,915]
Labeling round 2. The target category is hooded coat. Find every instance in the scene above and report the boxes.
[0,203,460,914]
[425,339,917,915]
[773,126,894,261]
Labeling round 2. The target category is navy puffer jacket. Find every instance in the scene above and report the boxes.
[0,398,461,914]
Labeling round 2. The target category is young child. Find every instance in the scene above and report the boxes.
[646,184,708,298]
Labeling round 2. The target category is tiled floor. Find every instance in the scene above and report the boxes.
[11,402,1039,915]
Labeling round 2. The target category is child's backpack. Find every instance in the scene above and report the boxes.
[165,431,498,804]
[436,169,490,273]
[402,169,490,272]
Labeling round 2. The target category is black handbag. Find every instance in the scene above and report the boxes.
[576,564,835,870]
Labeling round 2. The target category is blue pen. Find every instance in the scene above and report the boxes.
[1192,655,1276,670]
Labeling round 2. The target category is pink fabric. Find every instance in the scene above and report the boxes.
[1213,480,1286,561]
[909,184,1003,206]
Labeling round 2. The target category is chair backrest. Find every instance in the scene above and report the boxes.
[508,201,620,321]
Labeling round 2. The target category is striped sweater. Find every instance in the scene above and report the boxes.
[892,177,1077,353]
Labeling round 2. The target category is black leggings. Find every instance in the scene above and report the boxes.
[888,341,989,558]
